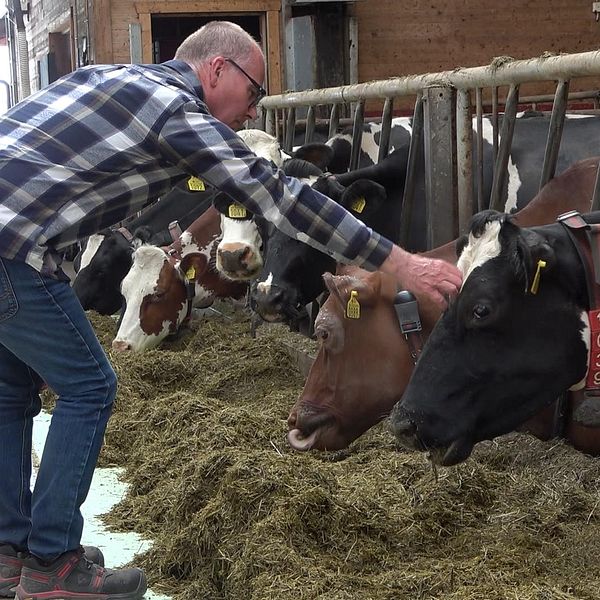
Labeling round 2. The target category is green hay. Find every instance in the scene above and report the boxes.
[84,310,600,600]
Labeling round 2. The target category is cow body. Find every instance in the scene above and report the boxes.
[113,205,247,352]
[288,157,600,452]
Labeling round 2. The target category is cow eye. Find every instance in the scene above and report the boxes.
[473,303,490,319]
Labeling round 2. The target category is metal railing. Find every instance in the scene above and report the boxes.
[258,50,600,248]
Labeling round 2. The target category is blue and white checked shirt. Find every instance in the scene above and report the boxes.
[0,60,393,278]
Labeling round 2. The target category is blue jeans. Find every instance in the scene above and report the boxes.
[0,258,116,561]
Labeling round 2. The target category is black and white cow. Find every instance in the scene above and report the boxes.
[250,149,392,327]
[390,208,597,466]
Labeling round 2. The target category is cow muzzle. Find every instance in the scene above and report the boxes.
[389,408,475,466]
[217,244,262,280]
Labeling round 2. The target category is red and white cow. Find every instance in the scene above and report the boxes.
[112,206,247,352]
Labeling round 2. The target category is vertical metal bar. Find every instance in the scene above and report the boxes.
[328,104,340,139]
[456,88,473,234]
[284,107,296,153]
[349,100,365,171]
[476,87,485,212]
[304,105,316,144]
[539,79,570,190]
[275,109,281,146]
[489,84,520,212]
[265,109,275,136]
[377,97,394,163]
[423,86,457,248]
[592,161,600,212]
[492,86,499,163]
[399,93,424,248]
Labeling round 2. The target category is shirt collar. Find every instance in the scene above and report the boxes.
[161,59,204,100]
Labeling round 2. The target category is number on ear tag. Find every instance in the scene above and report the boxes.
[350,197,366,213]
[187,177,205,191]
[346,290,361,319]
[185,266,196,280]
[228,203,247,219]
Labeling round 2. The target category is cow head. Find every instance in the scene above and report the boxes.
[111,246,195,352]
[72,229,141,315]
[390,210,590,466]
[287,265,441,451]
[250,176,387,326]
[214,193,269,281]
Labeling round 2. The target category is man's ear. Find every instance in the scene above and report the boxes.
[208,56,226,88]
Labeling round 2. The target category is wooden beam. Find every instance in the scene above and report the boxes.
[139,12,152,63]
[92,0,113,63]
[134,0,280,14]
[266,9,282,95]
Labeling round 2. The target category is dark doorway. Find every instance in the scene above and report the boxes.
[151,14,262,64]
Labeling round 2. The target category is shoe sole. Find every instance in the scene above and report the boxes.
[0,581,17,598]
[15,577,147,600]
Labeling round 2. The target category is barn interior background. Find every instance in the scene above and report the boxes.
[5,2,600,599]
[3,0,600,110]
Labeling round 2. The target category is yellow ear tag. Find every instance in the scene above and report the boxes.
[185,266,196,281]
[187,177,205,191]
[228,203,247,219]
[350,197,366,214]
[530,259,547,295]
[346,290,361,319]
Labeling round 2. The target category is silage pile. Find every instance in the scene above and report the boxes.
[86,310,600,600]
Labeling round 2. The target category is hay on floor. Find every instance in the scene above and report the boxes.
[82,310,600,600]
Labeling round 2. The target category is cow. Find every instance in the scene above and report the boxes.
[211,129,292,281]
[287,156,600,452]
[112,205,247,352]
[73,183,213,315]
[388,204,600,466]
[249,149,396,328]
[249,114,600,330]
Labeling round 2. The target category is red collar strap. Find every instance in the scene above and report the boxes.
[558,210,600,389]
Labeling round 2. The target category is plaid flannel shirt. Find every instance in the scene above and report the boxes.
[0,60,393,278]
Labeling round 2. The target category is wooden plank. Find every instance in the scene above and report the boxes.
[92,0,113,63]
[134,0,280,14]
[265,10,282,95]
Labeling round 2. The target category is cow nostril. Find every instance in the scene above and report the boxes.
[391,418,416,438]
[111,340,131,352]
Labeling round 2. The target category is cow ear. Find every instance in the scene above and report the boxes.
[179,253,208,282]
[292,143,334,170]
[339,179,387,219]
[514,232,555,292]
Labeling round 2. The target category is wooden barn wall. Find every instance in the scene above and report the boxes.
[26,0,72,92]
[352,0,600,112]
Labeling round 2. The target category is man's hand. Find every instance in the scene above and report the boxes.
[380,245,462,310]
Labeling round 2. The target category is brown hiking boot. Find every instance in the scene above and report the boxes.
[0,544,105,598]
[15,547,146,600]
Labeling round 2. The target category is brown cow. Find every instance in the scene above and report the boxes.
[288,156,600,451]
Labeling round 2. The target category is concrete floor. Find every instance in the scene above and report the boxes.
[32,411,171,600]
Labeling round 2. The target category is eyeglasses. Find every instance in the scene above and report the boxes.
[224,58,267,108]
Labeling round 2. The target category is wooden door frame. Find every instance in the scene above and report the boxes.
[134,1,282,94]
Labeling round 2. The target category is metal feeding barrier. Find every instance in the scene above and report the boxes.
[257,50,600,249]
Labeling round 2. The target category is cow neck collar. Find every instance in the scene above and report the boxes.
[164,248,195,326]
[392,288,424,364]
[558,210,600,390]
